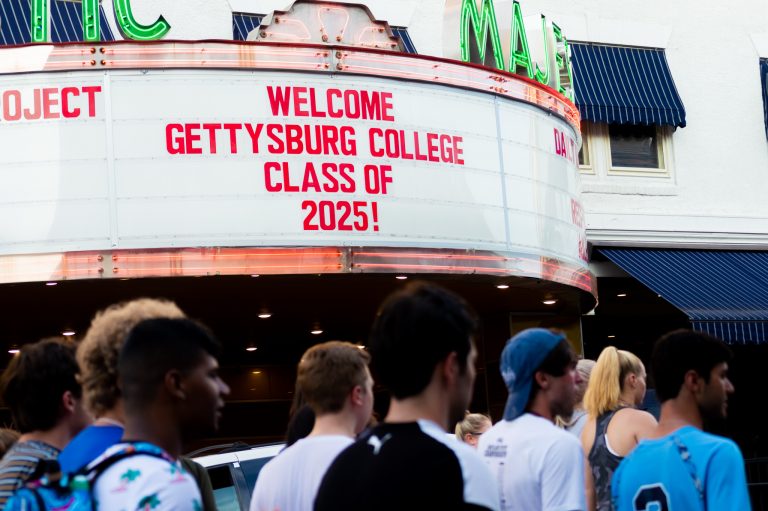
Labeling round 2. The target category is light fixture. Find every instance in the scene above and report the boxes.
[62,330,76,337]
[251,274,260,278]
[8,345,19,355]
[542,299,557,305]
[246,343,258,352]
[395,275,408,280]
[257,310,272,319]
[311,323,324,335]
[607,335,616,339]
[617,293,627,297]
[252,370,262,375]
[356,345,366,350]
[45,282,57,286]
[496,284,509,289]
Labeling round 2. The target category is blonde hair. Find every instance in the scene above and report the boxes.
[455,413,491,441]
[77,298,185,417]
[583,347,644,417]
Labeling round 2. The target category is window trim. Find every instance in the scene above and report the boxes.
[579,122,673,179]
[578,121,595,175]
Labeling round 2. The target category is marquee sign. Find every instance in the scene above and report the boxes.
[0,41,591,293]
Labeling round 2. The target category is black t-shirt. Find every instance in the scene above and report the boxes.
[314,420,499,511]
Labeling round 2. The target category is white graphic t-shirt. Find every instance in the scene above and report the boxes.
[250,435,353,511]
[92,443,202,511]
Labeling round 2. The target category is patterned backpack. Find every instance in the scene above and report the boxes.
[5,442,171,511]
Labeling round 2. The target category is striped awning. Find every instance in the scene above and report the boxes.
[570,43,686,128]
[0,0,114,45]
[600,248,768,344]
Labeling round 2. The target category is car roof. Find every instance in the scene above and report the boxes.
[193,443,285,467]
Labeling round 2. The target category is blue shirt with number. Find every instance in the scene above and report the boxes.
[611,426,751,511]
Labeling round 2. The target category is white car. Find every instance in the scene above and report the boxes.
[192,443,284,511]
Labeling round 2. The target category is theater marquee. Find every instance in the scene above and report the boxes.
[0,41,592,295]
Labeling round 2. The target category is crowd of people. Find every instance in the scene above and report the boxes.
[0,281,753,510]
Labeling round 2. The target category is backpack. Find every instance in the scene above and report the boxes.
[5,442,171,511]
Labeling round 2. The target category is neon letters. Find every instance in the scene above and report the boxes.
[459,0,574,99]
[29,0,169,42]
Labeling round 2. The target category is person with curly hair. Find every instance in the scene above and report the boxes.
[57,298,186,473]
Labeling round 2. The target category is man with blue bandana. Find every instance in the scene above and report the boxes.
[479,328,586,511]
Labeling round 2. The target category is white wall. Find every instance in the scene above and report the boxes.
[522,0,768,247]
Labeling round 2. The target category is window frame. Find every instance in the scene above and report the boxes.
[578,121,674,179]
[606,124,668,176]
[578,121,595,175]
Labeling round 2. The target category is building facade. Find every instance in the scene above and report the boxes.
[1,0,767,456]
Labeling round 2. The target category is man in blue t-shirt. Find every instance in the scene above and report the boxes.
[611,330,751,511]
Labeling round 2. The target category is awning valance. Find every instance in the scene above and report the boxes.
[570,43,687,128]
[600,248,768,344]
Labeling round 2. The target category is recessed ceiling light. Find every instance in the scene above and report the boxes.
[496,284,510,289]
[311,329,324,335]
[246,344,257,352]
[45,282,57,286]
[617,293,627,297]
[258,312,272,319]
[607,335,616,339]
[62,330,76,337]
[8,345,19,355]
[395,275,408,280]
[252,370,262,375]
[542,299,557,305]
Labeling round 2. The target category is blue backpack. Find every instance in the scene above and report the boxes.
[5,442,170,511]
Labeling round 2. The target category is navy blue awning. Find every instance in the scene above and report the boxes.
[233,13,263,41]
[761,59,768,140]
[600,248,768,344]
[0,0,114,45]
[570,43,686,128]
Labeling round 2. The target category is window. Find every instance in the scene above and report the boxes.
[578,122,593,174]
[578,122,672,179]
[241,457,275,497]
[207,465,240,511]
[608,124,663,169]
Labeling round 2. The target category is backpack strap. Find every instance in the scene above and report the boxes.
[84,442,174,484]
[672,435,706,510]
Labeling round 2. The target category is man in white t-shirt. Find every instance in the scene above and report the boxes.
[479,328,586,511]
[93,318,231,510]
[250,341,373,511]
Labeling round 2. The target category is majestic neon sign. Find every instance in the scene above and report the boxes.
[448,0,574,100]
[30,0,170,42]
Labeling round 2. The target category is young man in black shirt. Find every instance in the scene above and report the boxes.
[315,282,499,511]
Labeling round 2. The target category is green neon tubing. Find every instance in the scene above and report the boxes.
[563,38,575,101]
[113,0,171,41]
[460,0,504,70]
[552,22,567,96]
[534,16,551,86]
[31,0,49,43]
[509,1,533,79]
[83,0,100,41]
